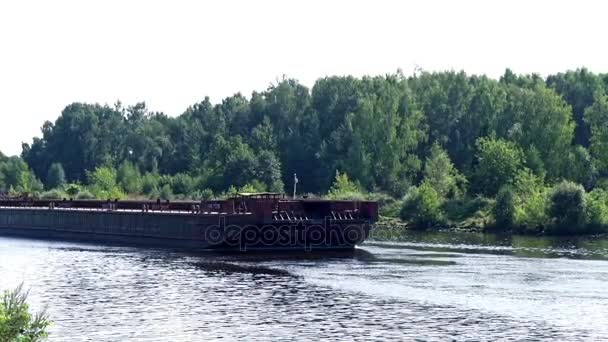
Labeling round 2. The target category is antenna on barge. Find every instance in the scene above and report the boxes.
[293,173,298,199]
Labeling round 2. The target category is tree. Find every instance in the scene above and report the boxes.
[546,68,605,147]
[512,169,549,232]
[0,284,51,341]
[400,181,445,228]
[584,93,608,174]
[116,161,142,194]
[473,136,524,196]
[254,150,284,193]
[0,157,43,194]
[494,185,515,228]
[46,163,66,189]
[563,146,596,188]
[423,143,467,198]
[500,84,575,179]
[584,189,608,231]
[548,181,587,234]
[327,171,365,200]
[87,166,125,199]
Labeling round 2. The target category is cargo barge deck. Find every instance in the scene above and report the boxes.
[0,193,378,251]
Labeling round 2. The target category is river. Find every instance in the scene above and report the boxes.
[1,231,607,341]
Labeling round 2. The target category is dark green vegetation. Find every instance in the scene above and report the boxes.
[0,284,51,341]
[2,68,608,235]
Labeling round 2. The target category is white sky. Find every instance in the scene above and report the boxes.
[0,0,606,156]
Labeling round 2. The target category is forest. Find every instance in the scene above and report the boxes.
[1,68,608,235]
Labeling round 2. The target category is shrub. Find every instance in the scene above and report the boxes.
[117,161,142,194]
[494,185,516,229]
[87,166,125,199]
[512,169,549,232]
[424,143,467,199]
[547,181,586,234]
[367,192,403,217]
[198,188,214,200]
[141,173,159,195]
[39,188,67,200]
[0,284,51,341]
[473,136,524,196]
[171,173,197,196]
[45,163,66,189]
[584,189,608,232]
[75,189,95,200]
[65,184,81,197]
[326,171,366,200]
[159,184,173,200]
[400,181,445,228]
[239,180,267,194]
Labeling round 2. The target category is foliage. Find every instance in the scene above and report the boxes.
[159,184,173,200]
[473,136,524,196]
[64,184,81,197]
[547,181,587,234]
[0,157,43,194]
[423,143,467,199]
[584,93,608,174]
[117,161,142,195]
[584,189,608,231]
[45,163,66,189]
[512,169,549,232]
[326,171,365,200]
[367,192,404,217]
[400,181,445,228]
[75,188,95,200]
[494,185,515,229]
[87,166,125,199]
[0,284,51,342]
[40,188,67,200]
[563,145,597,188]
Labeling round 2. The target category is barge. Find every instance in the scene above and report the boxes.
[0,193,378,251]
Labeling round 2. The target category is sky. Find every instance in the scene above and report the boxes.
[0,0,606,156]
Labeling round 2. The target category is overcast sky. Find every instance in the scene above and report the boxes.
[0,0,606,156]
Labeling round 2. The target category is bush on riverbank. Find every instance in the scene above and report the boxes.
[547,181,587,234]
[400,182,446,228]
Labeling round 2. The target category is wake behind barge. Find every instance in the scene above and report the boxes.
[0,193,378,251]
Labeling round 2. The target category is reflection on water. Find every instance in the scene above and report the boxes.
[1,231,607,341]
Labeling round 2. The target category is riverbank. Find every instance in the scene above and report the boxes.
[373,215,608,237]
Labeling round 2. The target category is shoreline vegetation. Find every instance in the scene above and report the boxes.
[0,284,51,341]
[2,68,608,236]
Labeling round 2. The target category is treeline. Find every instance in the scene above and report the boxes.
[1,68,608,234]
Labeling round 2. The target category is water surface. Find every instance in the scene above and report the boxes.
[1,231,607,341]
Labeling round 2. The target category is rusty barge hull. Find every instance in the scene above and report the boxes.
[0,194,378,251]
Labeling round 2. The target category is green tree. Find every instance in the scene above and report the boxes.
[584,189,608,231]
[327,171,365,200]
[87,166,125,199]
[400,181,445,228]
[546,68,605,147]
[512,169,549,231]
[584,93,608,174]
[548,181,586,234]
[423,143,467,198]
[117,161,142,194]
[0,157,43,194]
[494,185,515,228]
[0,284,51,342]
[45,163,66,189]
[473,136,524,196]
